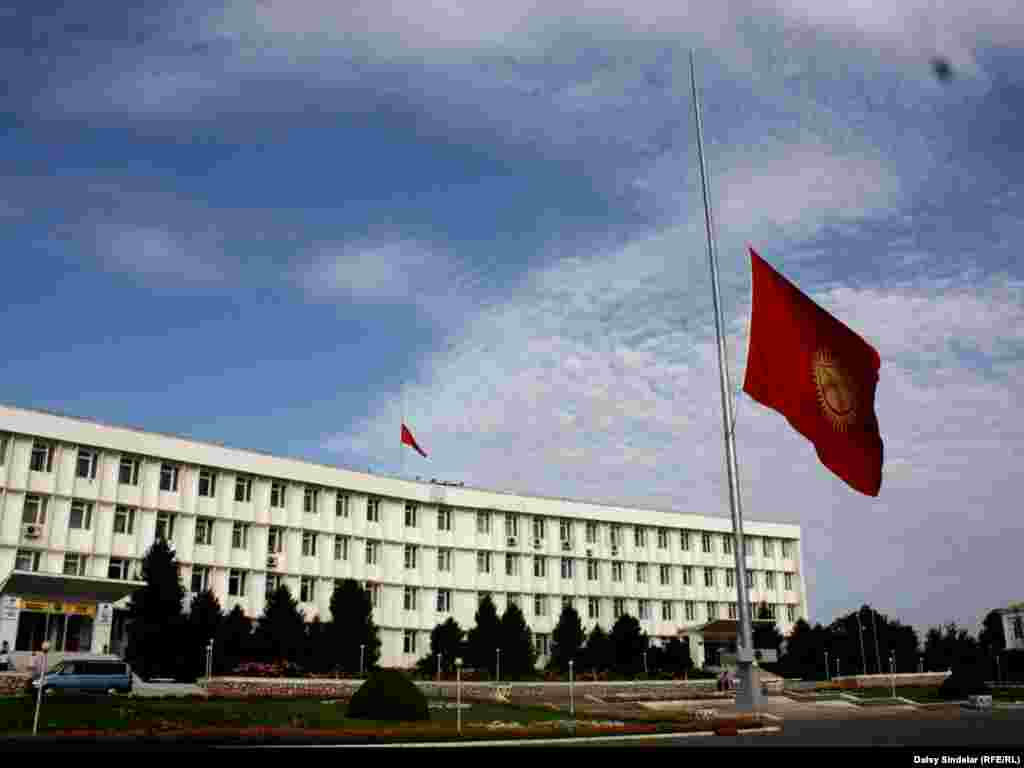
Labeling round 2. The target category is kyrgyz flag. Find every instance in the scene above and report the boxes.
[742,248,883,496]
[400,423,428,458]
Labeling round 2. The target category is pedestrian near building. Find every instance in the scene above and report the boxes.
[0,641,9,672]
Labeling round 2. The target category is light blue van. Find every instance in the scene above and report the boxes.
[32,659,133,695]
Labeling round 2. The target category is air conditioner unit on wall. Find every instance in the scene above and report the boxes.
[507,537,517,547]
[267,555,279,568]
[611,546,619,556]
[586,549,593,558]
[561,540,571,552]
[533,539,542,549]
[23,524,42,539]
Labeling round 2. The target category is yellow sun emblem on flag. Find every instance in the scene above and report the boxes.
[813,348,858,431]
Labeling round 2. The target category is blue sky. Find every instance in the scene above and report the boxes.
[2,0,1023,643]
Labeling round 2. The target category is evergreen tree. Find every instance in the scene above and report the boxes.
[610,614,646,677]
[582,624,611,676]
[124,538,187,680]
[499,603,537,679]
[466,593,502,675]
[304,615,329,674]
[753,602,784,661]
[418,618,465,677]
[661,636,694,676]
[254,584,306,664]
[328,579,381,675]
[549,605,585,673]
[924,622,980,674]
[778,618,830,680]
[217,605,254,674]
[186,589,223,681]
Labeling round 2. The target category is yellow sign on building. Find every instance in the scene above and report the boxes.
[62,603,96,617]
[19,599,61,613]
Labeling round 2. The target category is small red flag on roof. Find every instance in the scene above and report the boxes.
[400,423,428,458]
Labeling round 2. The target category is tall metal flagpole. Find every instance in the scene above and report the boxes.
[689,50,761,711]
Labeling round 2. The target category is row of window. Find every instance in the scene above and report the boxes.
[11,439,797,558]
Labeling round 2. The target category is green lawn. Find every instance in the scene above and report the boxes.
[0,695,619,737]
[848,687,1023,703]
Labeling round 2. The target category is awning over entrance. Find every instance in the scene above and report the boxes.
[0,569,145,604]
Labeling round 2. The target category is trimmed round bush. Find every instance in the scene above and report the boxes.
[346,669,429,722]
[939,665,991,700]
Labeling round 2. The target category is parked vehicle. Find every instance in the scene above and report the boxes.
[31,659,132,695]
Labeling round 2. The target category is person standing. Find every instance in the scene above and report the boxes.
[0,641,9,672]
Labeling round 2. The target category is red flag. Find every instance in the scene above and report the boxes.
[742,247,883,496]
[400,423,428,458]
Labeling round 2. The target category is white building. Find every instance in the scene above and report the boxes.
[0,403,807,670]
[1000,602,1024,652]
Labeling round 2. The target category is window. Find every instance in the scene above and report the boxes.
[118,456,140,486]
[0,433,7,465]
[639,599,650,620]
[191,566,210,593]
[404,502,418,527]
[477,550,491,574]
[610,525,622,547]
[228,569,247,597]
[681,530,691,551]
[587,597,600,619]
[403,629,417,655]
[746,571,755,589]
[535,634,550,656]
[198,468,217,497]
[723,535,733,555]
[745,538,754,557]
[587,559,598,581]
[685,601,696,621]
[787,605,797,623]
[506,554,519,577]
[336,492,349,517]
[706,602,718,621]
[559,518,572,543]
[22,495,47,524]
[301,531,316,557]
[505,513,518,538]
[534,594,547,617]
[114,506,135,535]
[613,598,624,619]
[437,589,451,613]
[62,553,87,576]
[437,506,452,531]
[405,544,418,569]
[634,561,651,585]
[561,558,574,579]
[367,497,380,522]
[30,441,53,473]
[403,586,418,611]
[160,463,179,492]
[765,572,776,590]
[365,581,381,608]
[586,521,597,544]
[266,574,281,594]
[766,604,777,620]
[729,603,738,619]
[784,572,794,591]
[437,548,452,572]
[682,566,693,586]
[268,527,283,554]
[106,558,130,580]
[763,538,774,558]
[508,593,521,610]
[76,448,98,480]
[612,562,623,582]
[634,526,646,547]
[660,564,671,586]
[534,556,546,578]
[782,540,794,559]
[366,540,379,565]
[195,518,214,546]
[726,568,735,588]
[271,482,286,508]
[303,487,319,514]
[562,595,573,611]
[230,522,249,550]
[657,528,668,549]
[704,568,714,588]
[533,516,545,540]
[68,500,93,530]
[334,535,349,561]
[701,533,712,553]
[235,476,253,502]
[477,511,491,534]
[155,512,176,542]
[301,577,316,603]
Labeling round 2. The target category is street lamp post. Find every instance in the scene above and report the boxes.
[856,610,867,675]
[437,653,442,682]
[455,657,463,735]
[569,659,575,720]
[643,649,648,677]
[996,654,1001,684]
[205,638,214,684]
[33,641,51,736]
[835,658,840,679]
[890,651,896,698]
[825,650,830,681]
[360,644,365,678]
[870,609,882,679]
[496,648,501,684]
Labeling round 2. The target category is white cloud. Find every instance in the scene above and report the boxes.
[100,225,228,283]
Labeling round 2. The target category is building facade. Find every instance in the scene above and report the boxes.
[0,404,807,669]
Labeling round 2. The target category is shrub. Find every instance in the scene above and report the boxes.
[347,669,429,722]
[938,666,991,700]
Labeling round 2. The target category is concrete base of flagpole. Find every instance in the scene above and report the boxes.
[734,661,764,712]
